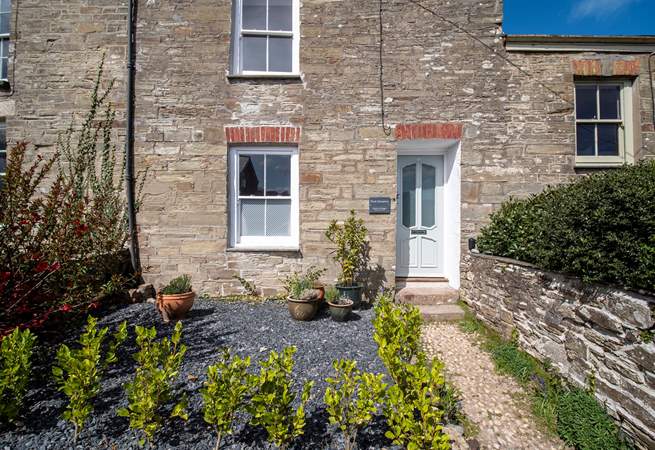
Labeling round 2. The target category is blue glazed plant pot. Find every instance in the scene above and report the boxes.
[335,283,363,310]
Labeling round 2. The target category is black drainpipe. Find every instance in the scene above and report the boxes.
[126,0,141,278]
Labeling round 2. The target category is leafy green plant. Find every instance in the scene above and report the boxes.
[160,274,192,295]
[233,275,259,297]
[283,272,314,300]
[0,55,147,332]
[477,161,655,292]
[248,346,313,450]
[383,358,451,450]
[372,291,422,390]
[0,327,36,423]
[325,210,369,286]
[324,359,387,450]
[557,388,629,450]
[325,285,340,303]
[372,292,451,449]
[117,322,188,446]
[52,316,128,442]
[201,349,252,450]
[304,266,326,286]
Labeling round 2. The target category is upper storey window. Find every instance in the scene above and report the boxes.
[575,81,633,167]
[0,0,9,80]
[231,0,299,76]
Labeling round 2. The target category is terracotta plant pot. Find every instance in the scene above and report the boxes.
[327,299,353,322]
[157,291,195,322]
[287,297,319,321]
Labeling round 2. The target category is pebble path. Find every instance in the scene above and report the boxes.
[423,322,569,450]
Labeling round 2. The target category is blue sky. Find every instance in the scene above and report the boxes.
[504,0,655,36]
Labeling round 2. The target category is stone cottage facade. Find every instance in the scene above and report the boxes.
[0,0,654,295]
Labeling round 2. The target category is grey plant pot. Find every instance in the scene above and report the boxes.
[327,299,353,322]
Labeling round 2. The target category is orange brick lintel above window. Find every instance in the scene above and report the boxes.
[395,123,463,141]
[571,58,641,77]
[225,126,301,144]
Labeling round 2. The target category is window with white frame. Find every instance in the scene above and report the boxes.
[229,146,299,249]
[0,0,9,81]
[231,0,299,76]
[575,81,633,167]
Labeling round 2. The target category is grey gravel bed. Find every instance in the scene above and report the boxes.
[0,299,394,450]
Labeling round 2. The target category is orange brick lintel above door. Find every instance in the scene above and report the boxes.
[394,123,463,141]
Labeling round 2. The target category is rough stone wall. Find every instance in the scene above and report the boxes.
[461,252,655,449]
[5,0,655,295]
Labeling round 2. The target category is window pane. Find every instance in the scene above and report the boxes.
[239,154,265,196]
[421,164,436,228]
[242,0,266,30]
[402,164,416,228]
[1,58,7,80]
[0,152,5,173]
[576,85,597,120]
[268,37,292,72]
[599,85,621,120]
[240,199,266,236]
[266,199,291,236]
[242,35,267,72]
[269,0,292,31]
[0,12,9,35]
[576,124,595,156]
[0,0,10,13]
[598,124,619,156]
[266,155,290,196]
[0,122,6,150]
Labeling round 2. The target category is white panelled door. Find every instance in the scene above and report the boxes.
[396,155,444,277]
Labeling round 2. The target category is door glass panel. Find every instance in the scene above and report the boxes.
[239,154,265,196]
[402,164,416,228]
[421,164,436,228]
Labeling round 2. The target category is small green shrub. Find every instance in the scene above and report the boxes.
[201,349,252,450]
[160,274,192,295]
[282,266,325,299]
[477,161,655,292]
[372,291,422,390]
[117,322,188,446]
[324,359,387,450]
[0,328,36,423]
[248,346,313,450]
[325,210,369,286]
[52,316,128,442]
[383,358,451,450]
[557,388,629,450]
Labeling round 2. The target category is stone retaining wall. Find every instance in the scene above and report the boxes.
[461,252,655,449]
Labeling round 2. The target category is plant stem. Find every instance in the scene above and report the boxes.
[214,430,222,450]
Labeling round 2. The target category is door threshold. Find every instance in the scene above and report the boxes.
[396,277,449,283]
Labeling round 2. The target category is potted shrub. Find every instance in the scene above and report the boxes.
[325,210,368,309]
[286,273,320,321]
[157,274,195,323]
[306,266,327,303]
[325,286,353,322]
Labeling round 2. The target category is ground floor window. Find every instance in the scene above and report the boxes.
[229,146,299,249]
[0,119,6,187]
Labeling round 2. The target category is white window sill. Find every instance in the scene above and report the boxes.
[227,246,300,253]
[227,73,302,80]
[575,160,627,169]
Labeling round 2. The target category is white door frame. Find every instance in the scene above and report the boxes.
[396,140,461,287]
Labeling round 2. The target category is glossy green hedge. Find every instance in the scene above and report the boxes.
[477,162,655,292]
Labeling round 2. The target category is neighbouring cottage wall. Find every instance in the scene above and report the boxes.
[461,252,655,449]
